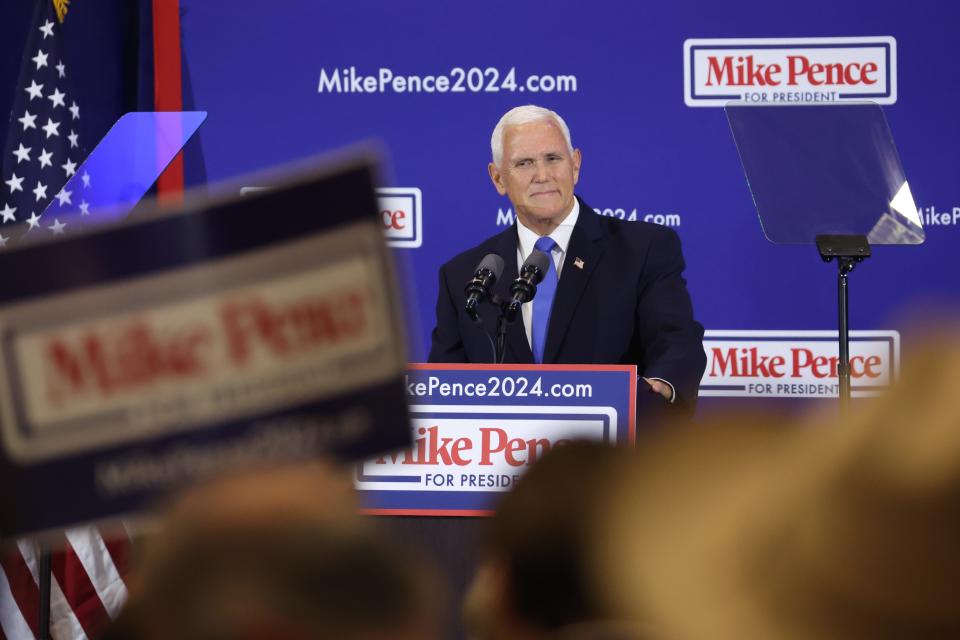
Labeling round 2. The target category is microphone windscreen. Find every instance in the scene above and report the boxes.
[478,253,505,280]
[523,250,551,284]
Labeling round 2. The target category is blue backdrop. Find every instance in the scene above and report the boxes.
[5,0,959,402]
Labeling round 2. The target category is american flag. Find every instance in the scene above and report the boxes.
[1,1,88,246]
[0,2,130,639]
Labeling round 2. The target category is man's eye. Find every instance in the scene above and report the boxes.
[546,155,562,162]
[515,159,533,167]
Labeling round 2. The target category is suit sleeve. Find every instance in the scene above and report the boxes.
[428,262,469,363]
[634,226,706,411]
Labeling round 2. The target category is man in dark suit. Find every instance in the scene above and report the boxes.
[429,105,705,415]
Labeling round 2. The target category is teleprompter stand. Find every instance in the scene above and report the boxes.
[817,235,871,413]
[726,102,924,412]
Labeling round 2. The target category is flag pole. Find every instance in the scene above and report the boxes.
[38,543,51,639]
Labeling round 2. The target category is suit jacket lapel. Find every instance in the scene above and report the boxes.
[543,199,606,363]
[490,225,534,363]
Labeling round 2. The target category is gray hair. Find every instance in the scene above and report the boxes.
[490,105,574,167]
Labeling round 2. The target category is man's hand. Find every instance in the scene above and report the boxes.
[643,377,674,402]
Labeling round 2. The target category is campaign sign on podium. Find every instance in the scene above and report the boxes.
[357,364,637,516]
[0,155,412,537]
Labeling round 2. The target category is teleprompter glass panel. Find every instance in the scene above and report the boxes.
[725,102,923,245]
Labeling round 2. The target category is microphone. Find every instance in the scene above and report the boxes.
[505,250,550,322]
[464,253,504,322]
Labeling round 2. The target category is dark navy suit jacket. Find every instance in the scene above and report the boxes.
[428,197,706,415]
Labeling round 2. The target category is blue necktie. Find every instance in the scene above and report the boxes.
[532,236,558,364]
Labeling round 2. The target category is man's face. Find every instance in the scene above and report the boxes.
[489,119,581,230]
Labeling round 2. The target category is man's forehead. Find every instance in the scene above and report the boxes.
[503,119,565,141]
[503,120,569,157]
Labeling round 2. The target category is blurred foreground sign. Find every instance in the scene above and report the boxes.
[0,155,411,537]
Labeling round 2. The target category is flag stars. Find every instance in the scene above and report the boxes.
[39,20,54,39]
[42,118,60,138]
[62,158,77,177]
[55,188,72,206]
[0,235,8,249]
[81,171,91,188]
[12,144,31,164]
[33,181,48,202]
[49,219,66,235]
[26,212,41,229]
[37,149,53,169]
[67,130,78,148]
[32,49,48,70]
[56,61,66,78]
[79,200,89,216]
[68,101,80,120]
[5,174,24,193]
[47,88,66,109]
[24,80,43,100]
[0,204,15,223]
[18,111,37,131]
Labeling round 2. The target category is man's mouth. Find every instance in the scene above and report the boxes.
[530,190,560,198]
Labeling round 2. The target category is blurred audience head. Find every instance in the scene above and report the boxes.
[591,335,960,639]
[110,462,439,640]
[464,440,638,640]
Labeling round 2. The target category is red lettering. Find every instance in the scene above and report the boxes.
[793,349,884,380]
[808,62,825,85]
[792,348,813,377]
[765,62,782,86]
[863,355,881,377]
[424,425,454,465]
[45,321,210,402]
[451,437,472,465]
[744,57,777,86]
[480,427,507,466]
[768,355,785,378]
[843,62,860,85]
[810,355,832,378]
[504,437,526,467]
[705,56,734,86]
[705,55,780,87]
[221,291,368,365]
[748,347,776,378]
[480,428,541,466]
[787,55,808,85]
[380,209,406,230]
[850,355,882,379]
[788,56,879,87]
[710,347,739,377]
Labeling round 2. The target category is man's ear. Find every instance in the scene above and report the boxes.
[572,148,582,185]
[488,162,508,195]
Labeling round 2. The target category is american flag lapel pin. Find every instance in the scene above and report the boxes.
[574,257,585,269]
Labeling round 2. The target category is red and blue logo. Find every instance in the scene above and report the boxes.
[378,187,422,249]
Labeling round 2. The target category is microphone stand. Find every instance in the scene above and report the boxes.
[474,251,546,364]
[490,294,509,364]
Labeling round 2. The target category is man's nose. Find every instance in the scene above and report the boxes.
[533,161,549,182]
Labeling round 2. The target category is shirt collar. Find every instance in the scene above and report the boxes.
[517,198,580,260]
